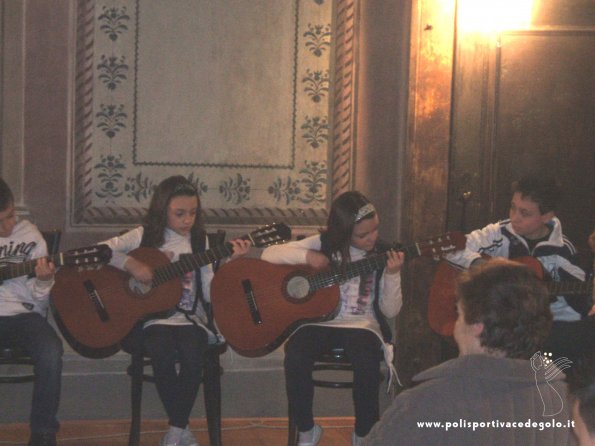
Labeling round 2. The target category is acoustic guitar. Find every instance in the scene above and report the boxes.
[210,231,466,357]
[428,256,594,337]
[50,223,291,358]
[0,244,112,281]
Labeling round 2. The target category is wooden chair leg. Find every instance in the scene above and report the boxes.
[287,404,298,446]
[128,351,144,446]
[203,350,223,446]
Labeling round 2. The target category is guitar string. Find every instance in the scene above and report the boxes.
[56,236,463,318]
[208,238,469,313]
[0,246,111,280]
[68,245,423,309]
[209,252,394,314]
[61,276,593,322]
[53,244,241,318]
[0,253,64,280]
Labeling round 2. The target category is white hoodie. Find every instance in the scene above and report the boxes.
[0,220,53,316]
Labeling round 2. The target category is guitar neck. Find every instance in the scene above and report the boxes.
[0,253,64,281]
[149,223,289,287]
[308,243,420,291]
[152,242,234,286]
[547,280,593,296]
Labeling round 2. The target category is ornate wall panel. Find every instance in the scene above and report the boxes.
[71,0,353,227]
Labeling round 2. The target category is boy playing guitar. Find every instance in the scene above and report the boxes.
[440,176,593,366]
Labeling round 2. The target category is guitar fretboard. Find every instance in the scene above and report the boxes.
[151,242,234,287]
[145,223,289,288]
[547,280,592,296]
[0,253,63,281]
[308,243,420,291]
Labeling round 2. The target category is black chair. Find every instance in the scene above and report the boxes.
[286,346,384,446]
[0,230,62,384]
[126,339,227,446]
[125,231,227,446]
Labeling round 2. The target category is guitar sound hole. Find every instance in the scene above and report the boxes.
[128,277,152,297]
[286,275,310,300]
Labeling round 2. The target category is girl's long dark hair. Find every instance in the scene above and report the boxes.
[322,190,376,264]
[142,175,204,248]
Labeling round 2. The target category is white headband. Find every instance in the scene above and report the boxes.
[355,203,376,222]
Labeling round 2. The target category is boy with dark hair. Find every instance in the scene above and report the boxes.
[445,175,593,364]
[362,260,577,445]
[0,178,62,446]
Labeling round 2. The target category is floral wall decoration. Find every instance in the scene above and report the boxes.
[72,0,337,227]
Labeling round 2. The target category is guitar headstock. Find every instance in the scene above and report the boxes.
[417,231,466,261]
[249,223,292,248]
[63,244,113,267]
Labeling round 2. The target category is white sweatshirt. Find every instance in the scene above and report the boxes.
[0,220,53,317]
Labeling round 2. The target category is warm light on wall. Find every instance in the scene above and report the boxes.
[457,0,534,33]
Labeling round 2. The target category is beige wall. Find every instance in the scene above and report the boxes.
[3,0,412,249]
[0,0,409,360]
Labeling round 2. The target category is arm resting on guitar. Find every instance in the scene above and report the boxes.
[444,223,505,269]
[100,226,144,270]
[261,234,321,266]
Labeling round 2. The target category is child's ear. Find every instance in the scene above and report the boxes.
[471,322,484,337]
[540,210,555,224]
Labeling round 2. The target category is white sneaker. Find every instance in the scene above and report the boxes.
[160,426,183,446]
[298,424,323,446]
[352,432,364,446]
[180,428,199,446]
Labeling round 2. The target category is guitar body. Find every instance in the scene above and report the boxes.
[427,261,462,337]
[51,247,182,358]
[211,258,340,357]
[428,256,546,337]
[50,223,291,358]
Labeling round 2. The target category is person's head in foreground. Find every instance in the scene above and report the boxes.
[454,258,552,358]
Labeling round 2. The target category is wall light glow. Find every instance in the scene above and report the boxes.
[457,0,534,33]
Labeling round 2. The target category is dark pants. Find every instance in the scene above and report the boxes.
[285,326,382,437]
[543,315,595,370]
[0,312,63,434]
[143,324,208,429]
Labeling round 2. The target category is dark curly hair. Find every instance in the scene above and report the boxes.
[142,175,204,248]
[457,259,552,359]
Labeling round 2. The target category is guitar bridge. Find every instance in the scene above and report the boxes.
[83,279,110,322]
[242,279,262,325]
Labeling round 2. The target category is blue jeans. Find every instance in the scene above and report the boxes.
[0,312,63,434]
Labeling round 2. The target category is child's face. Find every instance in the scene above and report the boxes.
[509,192,554,240]
[350,214,379,252]
[166,195,199,236]
[0,202,17,238]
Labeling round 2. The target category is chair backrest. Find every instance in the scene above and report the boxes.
[41,229,62,256]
